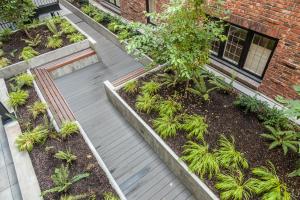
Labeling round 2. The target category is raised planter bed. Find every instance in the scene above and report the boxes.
[4,72,125,200]
[105,68,300,200]
[0,17,89,79]
[59,0,153,66]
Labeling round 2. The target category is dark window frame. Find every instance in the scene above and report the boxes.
[104,0,120,8]
[210,23,278,81]
[146,0,156,25]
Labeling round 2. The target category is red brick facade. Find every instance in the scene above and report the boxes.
[99,0,300,99]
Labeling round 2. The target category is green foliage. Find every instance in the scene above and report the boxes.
[153,115,180,139]
[234,94,266,114]
[0,0,36,29]
[47,36,63,49]
[187,74,216,101]
[258,106,292,130]
[0,28,13,42]
[46,19,60,36]
[157,73,179,88]
[60,21,76,34]
[67,33,85,43]
[54,149,77,165]
[60,194,90,200]
[8,90,29,109]
[19,46,39,60]
[13,73,34,89]
[118,29,130,40]
[261,125,300,155]
[104,192,119,200]
[215,171,254,200]
[0,49,3,57]
[0,57,11,68]
[248,162,291,200]
[181,114,208,141]
[215,135,249,170]
[123,80,138,94]
[60,121,79,139]
[28,101,47,119]
[181,141,219,179]
[156,99,182,117]
[141,81,160,95]
[42,164,89,196]
[22,34,42,47]
[135,93,157,113]
[93,13,105,23]
[107,21,122,33]
[16,125,48,152]
[208,75,234,94]
[81,4,97,17]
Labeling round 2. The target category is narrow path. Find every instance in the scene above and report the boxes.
[55,14,196,200]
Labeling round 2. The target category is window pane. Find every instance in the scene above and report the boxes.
[243,34,276,76]
[223,25,248,64]
[105,0,120,7]
[211,40,220,55]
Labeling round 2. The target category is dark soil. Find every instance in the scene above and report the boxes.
[2,24,74,65]
[118,70,300,199]
[8,84,116,199]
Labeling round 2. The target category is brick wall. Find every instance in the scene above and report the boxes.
[98,0,300,99]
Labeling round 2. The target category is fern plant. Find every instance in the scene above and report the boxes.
[46,19,61,36]
[248,162,291,200]
[47,36,63,49]
[261,125,300,155]
[67,33,85,43]
[215,135,249,170]
[28,101,47,119]
[135,93,157,114]
[215,171,254,200]
[157,73,179,88]
[123,80,138,94]
[181,141,219,179]
[153,115,180,139]
[208,75,234,94]
[141,81,160,95]
[234,94,266,114]
[157,99,182,117]
[54,149,77,165]
[42,164,90,196]
[60,121,79,139]
[19,46,39,60]
[22,34,42,47]
[8,90,29,110]
[60,21,76,34]
[181,114,208,141]
[16,125,48,152]
[13,73,34,89]
[0,57,10,68]
[104,192,119,200]
[93,13,105,23]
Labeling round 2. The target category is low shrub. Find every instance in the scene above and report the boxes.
[156,99,182,117]
[19,46,39,60]
[60,121,79,139]
[67,33,85,43]
[153,115,180,139]
[140,81,160,95]
[8,90,29,109]
[181,114,208,141]
[47,36,63,49]
[28,101,47,119]
[13,73,34,89]
[123,80,138,94]
[234,94,266,114]
[135,93,157,114]
[93,13,105,23]
[60,20,76,34]
[259,106,293,130]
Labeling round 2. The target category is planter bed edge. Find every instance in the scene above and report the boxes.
[104,80,218,200]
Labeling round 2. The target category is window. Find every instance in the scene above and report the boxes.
[210,24,277,80]
[147,0,156,24]
[105,0,120,7]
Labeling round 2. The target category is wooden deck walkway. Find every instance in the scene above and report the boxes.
[54,14,195,200]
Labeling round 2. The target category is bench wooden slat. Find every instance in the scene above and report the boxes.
[112,67,145,87]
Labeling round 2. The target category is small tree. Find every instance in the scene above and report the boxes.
[0,0,36,37]
[126,0,228,91]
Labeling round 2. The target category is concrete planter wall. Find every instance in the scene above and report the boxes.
[104,81,219,200]
[59,0,153,66]
[0,39,90,79]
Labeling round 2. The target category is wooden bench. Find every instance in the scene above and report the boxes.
[112,67,145,87]
[32,68,75,127]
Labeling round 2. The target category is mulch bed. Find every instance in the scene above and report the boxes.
[2,24,73,65]
[118,70,300,199]
[7,83,117,199]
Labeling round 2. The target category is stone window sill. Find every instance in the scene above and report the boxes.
[100,1,121,15]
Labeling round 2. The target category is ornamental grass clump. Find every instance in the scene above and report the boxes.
[135,93,158,114]
[67,33,85,43]
[8,90,29,110]
[28,101,47,119]
[13,73,34,89]
[156,99,182,117]
[60,121,79,139]
[181,114,208,141]
[19,46,39,60]
[140,81,160,95]
[123,80,138,94]
[153,115,180,139]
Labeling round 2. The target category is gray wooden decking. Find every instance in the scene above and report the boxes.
[54,13,195,200]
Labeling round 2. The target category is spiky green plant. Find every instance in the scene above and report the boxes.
[181,141,219,179]
[60,121,79,139]
[153,115,180,139]
[104,192,119,200]
[8,90,29,110]
[261,125,300,155]
[181,114,208,141]
[46,19,60,36]
[0,57,10,68]
[141,81,160,95]
[81,4,96,16]
[248,162,291,200]
[19,46,39,60]
[234,94,266,114]
[13,73,34,89]
[15,125,48,152]
[215,135,249,170]
[215,171,254,200]
[47,36,63,49]
[135,93,157,114]
[156,99,182,117]
[42,164,90,196]
[60,20,76,34]
[123,80,138,94]
[258,107,292,130]
[28,101,47,119]
[118,29,130,40]
[93,13,105,23]
[67,33,85,43]
[107,21,122,33]
[54,149,77,165]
